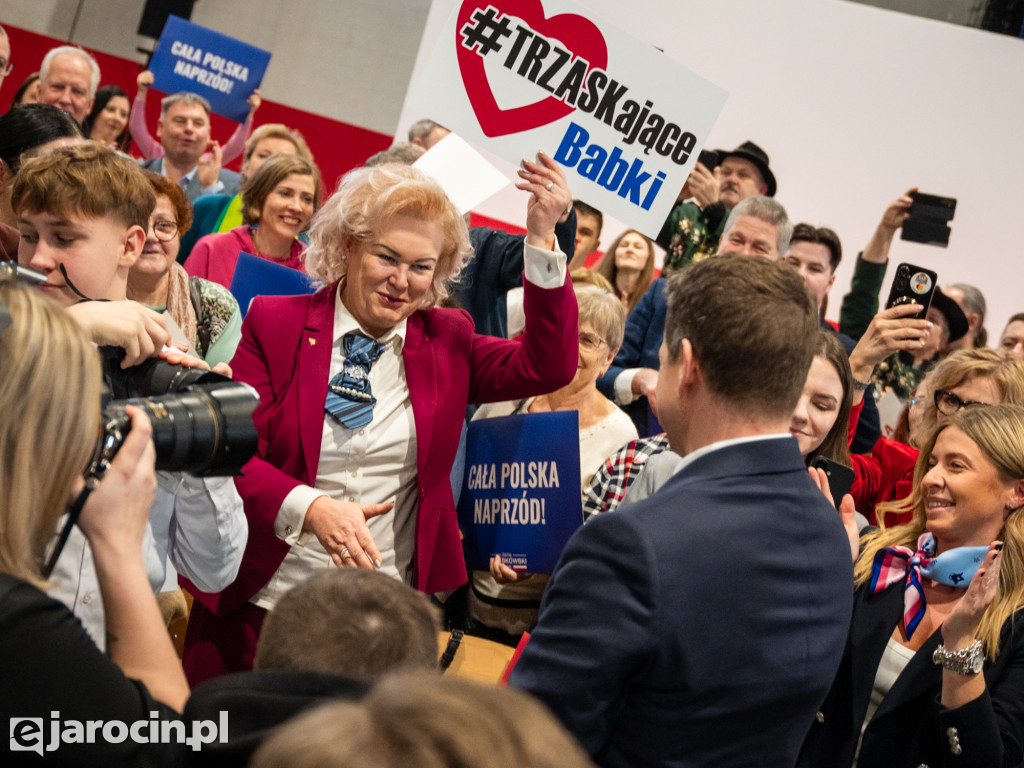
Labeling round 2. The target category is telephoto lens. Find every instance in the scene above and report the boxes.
[94,347,259,477]
[97,381,259,477]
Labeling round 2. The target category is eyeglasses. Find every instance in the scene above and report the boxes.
[934,389,988,416]
[149,219,179,242]
[578,332,607,351]
[0,59,12,77]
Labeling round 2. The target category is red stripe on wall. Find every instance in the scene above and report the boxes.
[0,24,392,194]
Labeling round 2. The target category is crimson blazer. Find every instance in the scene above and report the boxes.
[186,276,578,615]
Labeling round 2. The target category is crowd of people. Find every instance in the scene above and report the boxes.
[2,23,1024,768]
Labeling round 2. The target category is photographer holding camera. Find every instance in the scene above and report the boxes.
[12,143,250,648]
[0,278,188,762]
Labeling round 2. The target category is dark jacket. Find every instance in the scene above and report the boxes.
[798,581,1024,768]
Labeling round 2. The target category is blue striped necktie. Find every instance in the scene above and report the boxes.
[325,332,386,429]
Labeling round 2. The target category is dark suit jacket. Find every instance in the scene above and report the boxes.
[798,582,1024,768]
[458,210,575,338]
[183,670,369,768]
[183,275,578,616]
[140,157,241,202]
[596,277,666,436]
[510,437,853,767]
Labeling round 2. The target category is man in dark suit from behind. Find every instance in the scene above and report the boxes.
[140,92,241,202]
[510,255,854,768]
[183,569,440,768]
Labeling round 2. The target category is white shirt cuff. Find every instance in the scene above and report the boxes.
[200,179,225,196]
[615,368,641,405]
[277,486,325,545]
[523,242,567,288]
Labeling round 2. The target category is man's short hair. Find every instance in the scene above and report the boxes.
[12,143,154,230]
[39,46,100,98]
[160,91,211,118]
[407,118,442,144]
[254,570,440,680]
[790,223,842,272]
[573,199,603,234]
[663,254,818,419]
[722,196,793,256]
[366,142,425,167]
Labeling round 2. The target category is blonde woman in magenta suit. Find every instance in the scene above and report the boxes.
[181,156,579,684]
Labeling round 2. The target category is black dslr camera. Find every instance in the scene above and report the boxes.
[93,346,259,479]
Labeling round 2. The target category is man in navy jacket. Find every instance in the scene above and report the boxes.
[510,255,853,768]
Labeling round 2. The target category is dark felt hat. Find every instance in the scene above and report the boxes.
[716,140,777,197]
[931,287,969,343]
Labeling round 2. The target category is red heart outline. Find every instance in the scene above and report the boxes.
[456,0,608,138]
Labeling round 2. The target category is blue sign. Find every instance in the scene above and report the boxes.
[149,16,271,122]
[457,411,582,574]
[230,252,316,317]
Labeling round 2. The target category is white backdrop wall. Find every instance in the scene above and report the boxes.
[399,0,1024,335]
[4,0,1022,333]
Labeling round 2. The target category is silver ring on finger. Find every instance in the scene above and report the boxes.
[339,547,350,559]
[545,181,553,191]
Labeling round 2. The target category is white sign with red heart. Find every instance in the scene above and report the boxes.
[407,0,728,236]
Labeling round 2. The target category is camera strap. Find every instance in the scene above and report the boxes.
[40,479,98,579]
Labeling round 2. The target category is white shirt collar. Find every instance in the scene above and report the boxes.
[157,157,198,184]
[673,433,793,475]
[332,283,407,353]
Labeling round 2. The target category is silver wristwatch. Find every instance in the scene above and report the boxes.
[932,640,984,675]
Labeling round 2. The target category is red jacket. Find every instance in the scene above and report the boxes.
[851,438,918,527]
[185,276,578,614]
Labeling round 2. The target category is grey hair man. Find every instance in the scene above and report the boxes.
[407,118,450,150]
[597,197,793,437]
[943,283,987,352]
[718,195,793,260]
[38,45,100,123]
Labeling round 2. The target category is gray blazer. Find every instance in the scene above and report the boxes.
[140,157,241,202]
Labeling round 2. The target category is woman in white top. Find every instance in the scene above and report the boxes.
[469,284,638,639]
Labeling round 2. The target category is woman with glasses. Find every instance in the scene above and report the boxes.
[127,172,241,367]
[798,403,1024,768]
[847,348,1024,527]
[466,284,638,641]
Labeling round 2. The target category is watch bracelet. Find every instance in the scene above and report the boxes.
[932,639,984,675]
